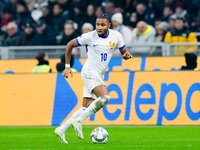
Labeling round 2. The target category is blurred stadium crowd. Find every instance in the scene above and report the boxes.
[0,0,200,47]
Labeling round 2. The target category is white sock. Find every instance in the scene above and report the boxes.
[76,95,110,124]
[60,106,86,132]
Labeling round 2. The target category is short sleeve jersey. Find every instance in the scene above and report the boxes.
[76,29,125,75]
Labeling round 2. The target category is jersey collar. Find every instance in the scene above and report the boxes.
[97,29,110,39]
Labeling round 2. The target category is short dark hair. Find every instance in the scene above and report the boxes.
[36,19,45,27]
[176,17,186,22]
[54,3,63,10]
[64,20,75,29]
[97,13,111,23]
[36,52,46,61]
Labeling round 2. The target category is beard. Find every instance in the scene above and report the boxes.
[97,30,108,37]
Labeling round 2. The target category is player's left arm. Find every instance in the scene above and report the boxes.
[116,31,133,60]
[120,47,133,60]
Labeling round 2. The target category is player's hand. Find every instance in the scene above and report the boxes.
[122,51,133,60]
[63,67,73,78]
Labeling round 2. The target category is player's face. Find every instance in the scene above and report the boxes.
[96,18,111,37]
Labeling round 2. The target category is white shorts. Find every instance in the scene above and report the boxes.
[81,70,105,99]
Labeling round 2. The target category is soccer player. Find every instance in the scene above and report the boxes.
[54,13,133,144]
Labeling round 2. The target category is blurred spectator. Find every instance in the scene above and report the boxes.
[156,22,169,42]
[188,0,200,28]
[191,10,200,36]
[56,0,72,11]
[32,52,52,73]
[144,0,156,26]
[136,2,147,17]
[4,0,18,18]
[52,3,70,36]
[0,28,7,46]
[131,21,156,56]
[40,6,54,28]
[164,17,198,56]
[113,6,130,28]
[154,19,162,30]
[109,0,126,9]
[25,0,35,11]
[17,20,35,45]
[152,22,169,56]
[14,0,33,29]
[81,23,93,33]
[162,6,173,22]
[164,0,176,11]
[56,54,77,72]
[31,9,43,22]
[111,13,132,45]
[181,53,198,70]
[1,8,14,31]
[33,0,48,10]
[79,23,93,58]
[59,21,79,45]
[34,19,56,45]
[3,22,20,46]
[84,4,96,28]
[170,1,189,22]
[0,1,5,17]
[168,16,176,31]
[113,6,124,14]
[0,0,200,54]
[128,2,155,28]
[121,0,135,13]
[104,1,115,17]
[95,6,104,18]
[148,0,165,19]
[128,3,146,28]
[70,0,86,29]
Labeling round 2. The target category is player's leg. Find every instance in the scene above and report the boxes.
[55,97,94,143]
[82,97,95,107]
[59,97,94,132]
[54,106,86,144]
[76,85,109,123]
[58,107,86,131]
[71,85,110,139]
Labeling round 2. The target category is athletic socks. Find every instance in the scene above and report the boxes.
[76,95,110,124]
[60,106,86,132]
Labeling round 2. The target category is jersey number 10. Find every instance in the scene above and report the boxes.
[101,53,107,61]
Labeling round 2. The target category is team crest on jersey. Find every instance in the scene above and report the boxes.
[109,41,115,48]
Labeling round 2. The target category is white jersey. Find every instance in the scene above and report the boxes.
[76,29,125,75]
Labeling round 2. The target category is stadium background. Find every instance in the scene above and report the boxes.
[0,57,200,126]
[0,1,200,149]
[0,0,200,126]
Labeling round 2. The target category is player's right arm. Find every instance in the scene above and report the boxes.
[63,39,79,78]
[63,32,91,78]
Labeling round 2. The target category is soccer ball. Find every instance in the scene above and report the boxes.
[91,127,108,144]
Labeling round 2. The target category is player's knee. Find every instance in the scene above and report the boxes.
[94,95,110,111]
[100,95,110,105]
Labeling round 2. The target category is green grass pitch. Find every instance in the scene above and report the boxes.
[0,126,199,150]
